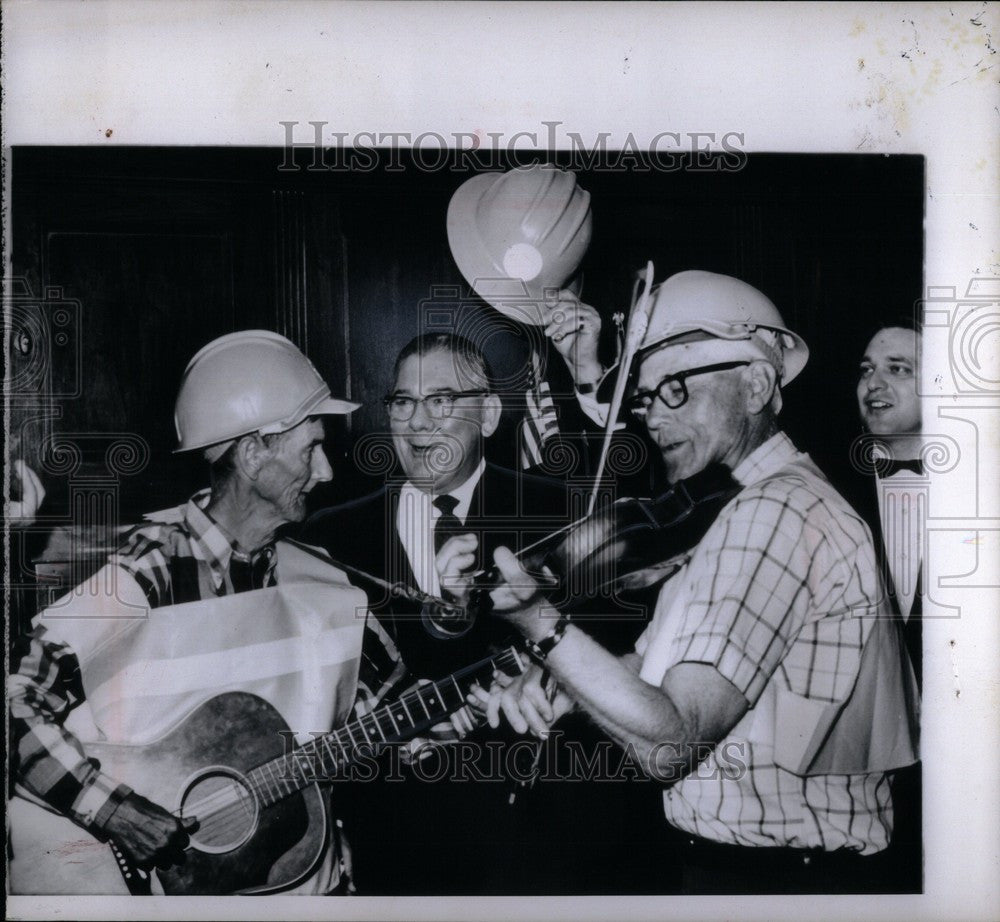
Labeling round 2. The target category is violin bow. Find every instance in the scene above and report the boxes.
[586,261,656,518]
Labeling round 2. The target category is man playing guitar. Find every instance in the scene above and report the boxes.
[8,331,366,894]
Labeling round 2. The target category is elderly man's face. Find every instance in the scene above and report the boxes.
[635,340,757,483]
[857,327,921,436]
[389,348,500,495]
[254,417,332,524]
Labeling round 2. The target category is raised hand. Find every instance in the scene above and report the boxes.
[542,289,604,388]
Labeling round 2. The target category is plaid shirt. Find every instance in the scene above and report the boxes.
[8,489,391,836]
[636,433,897,854]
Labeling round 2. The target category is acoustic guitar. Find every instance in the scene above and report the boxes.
[9,645,527,895]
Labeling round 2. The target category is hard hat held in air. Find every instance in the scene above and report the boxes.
[639,270,809,385]
[447,164,592,326]
[174,330,359,458]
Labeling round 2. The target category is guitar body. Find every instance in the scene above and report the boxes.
[10,692,328,895]
[10,647,525,895]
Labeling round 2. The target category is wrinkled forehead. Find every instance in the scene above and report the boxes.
[636,337,758,387]
[277,415,326,447]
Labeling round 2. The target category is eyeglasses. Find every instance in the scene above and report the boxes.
[383,390,487,421]
[625,361,751,417]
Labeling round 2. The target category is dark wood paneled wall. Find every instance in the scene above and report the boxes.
[9,147,923,525]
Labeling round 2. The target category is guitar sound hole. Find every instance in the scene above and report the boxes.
[179,768,259,854]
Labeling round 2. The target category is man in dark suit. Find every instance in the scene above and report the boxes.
[854,322,924,682]
[304,332,569,681]
[523,289,656,500]
[304,332,671,894]
[302,333,572,894]
[850,320,924,893]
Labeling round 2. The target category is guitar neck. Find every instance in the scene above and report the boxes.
[247,645,527,806]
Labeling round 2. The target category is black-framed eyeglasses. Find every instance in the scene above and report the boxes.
[625,361,751,417]
[382,390,487,421]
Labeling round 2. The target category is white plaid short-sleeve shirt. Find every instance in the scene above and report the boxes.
[636,432,905,854]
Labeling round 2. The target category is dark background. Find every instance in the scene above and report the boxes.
[9,146,923,533]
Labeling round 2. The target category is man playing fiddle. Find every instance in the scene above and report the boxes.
[444,270,920,894]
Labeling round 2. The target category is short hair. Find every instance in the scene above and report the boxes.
[208,423,307,490]
[864,312,923,343]
[392,332,495,392]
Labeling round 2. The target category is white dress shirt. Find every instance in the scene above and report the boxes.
[874,465,926,619]
[396,460,486,596]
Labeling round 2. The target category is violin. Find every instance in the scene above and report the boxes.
[422,463,741,639]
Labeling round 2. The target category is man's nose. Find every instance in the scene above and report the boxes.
[866,368,888,391]
[644,395,673,429]
[310,447,333,485]
[408,398,435,430]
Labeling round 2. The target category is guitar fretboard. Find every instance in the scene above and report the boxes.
[245,646,526,806]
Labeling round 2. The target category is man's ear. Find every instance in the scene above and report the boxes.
[233,433,266,481]
[746,362,780,416]
[480,393,503,438]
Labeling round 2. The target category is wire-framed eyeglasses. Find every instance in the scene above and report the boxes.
[383,390,488,422]
[625,361,751,417]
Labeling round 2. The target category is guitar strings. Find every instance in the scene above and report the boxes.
[176,650,523,840]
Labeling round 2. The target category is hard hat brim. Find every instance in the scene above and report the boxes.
[312,395,362,416]
[638,322,809,386]
[174,393,359,454]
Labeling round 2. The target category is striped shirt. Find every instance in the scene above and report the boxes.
[636,433,897,854]
[8,489,391,836]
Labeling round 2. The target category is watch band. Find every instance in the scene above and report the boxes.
[525,615,571,664]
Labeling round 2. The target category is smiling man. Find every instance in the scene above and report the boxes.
[852,321,925,893]
[454,271,920,894]
[855,322,924,631]
[858,325,922,455]
[302,332,569,894]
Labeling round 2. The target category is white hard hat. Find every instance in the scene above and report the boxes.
[447,164,592,325]
[639,270,809,384]
[174,330,358,458]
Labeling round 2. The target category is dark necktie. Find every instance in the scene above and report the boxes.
[433,494,462,554]
[228,548,272,594]
[878,457,924,478]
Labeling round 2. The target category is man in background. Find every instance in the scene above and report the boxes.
[853,319,924,893]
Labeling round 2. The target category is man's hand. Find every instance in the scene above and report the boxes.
[7,460,45,523]
[102,791,199,871]
[486,546,556,636]
[468,662,575,738]
[542,290,603,388]
[436,533,480,605]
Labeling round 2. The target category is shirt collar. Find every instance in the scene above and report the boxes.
[182,488,277,592]
[731,431,802,486]
[400,459,486,524]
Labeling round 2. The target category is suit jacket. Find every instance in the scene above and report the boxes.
[530,352,660,499]
[302,462,570,681]
[838,467,922,689]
